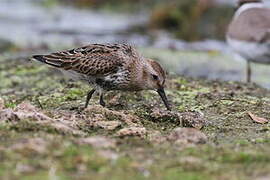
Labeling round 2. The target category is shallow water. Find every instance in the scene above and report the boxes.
[0,0,150,48]
[0,0,231,52]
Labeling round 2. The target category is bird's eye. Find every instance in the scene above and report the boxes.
[152,74,159,80]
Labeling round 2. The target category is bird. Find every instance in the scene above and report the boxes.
[226,0,270,82]
[32,43,171,110]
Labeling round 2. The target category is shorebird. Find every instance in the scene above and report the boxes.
[227,0,270,82]
[32,43,171,110]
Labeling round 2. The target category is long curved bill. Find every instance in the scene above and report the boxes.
[157,88,171,111]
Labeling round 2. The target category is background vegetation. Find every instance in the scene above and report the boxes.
[42,0,234,41]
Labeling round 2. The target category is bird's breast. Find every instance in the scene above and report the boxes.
[227,36,270,63]
[95,69,131,90]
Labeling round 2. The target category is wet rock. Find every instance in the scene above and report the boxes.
[50,121,85,135]
[13,101,52,121]
[15,101,38,112]
[93,121,122,130]
[150,108,180,123]
[16,102,52,121]
[167,128,207,145]
[116,127,147,137]
[0,102,84,135]
[178,112,206,129]
[84,105,141,127]
[0,102,51,122]
[16,111,51,122]
[51,113,86,135]
[150,108,206,129]
[77,136,116,149]
[0,108,20,122]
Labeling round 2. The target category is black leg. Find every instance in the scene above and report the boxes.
[246,61,251,83]
[85,89,96,108]
[99,94,106,107]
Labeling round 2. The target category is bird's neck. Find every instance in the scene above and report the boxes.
[126,59,145,91]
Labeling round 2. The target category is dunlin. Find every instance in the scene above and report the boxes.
[227,0,270,82]
[32,43,171,110]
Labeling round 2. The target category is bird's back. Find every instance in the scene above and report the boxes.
[32,43,145,90]
[226,6,270,63]
[227,8,270,43]
[33,43,140,77]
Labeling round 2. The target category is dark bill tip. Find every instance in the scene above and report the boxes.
[157,88,171,111]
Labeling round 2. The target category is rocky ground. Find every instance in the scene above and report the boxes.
[1,50,270,180]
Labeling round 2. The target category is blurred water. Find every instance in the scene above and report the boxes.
[0,0,231,52]
[0,0,269,50]
[0,0,149,48]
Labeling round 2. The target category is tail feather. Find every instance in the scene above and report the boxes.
[32,55,62,68]
[32,55,45,63]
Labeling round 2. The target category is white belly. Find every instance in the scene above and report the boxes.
[227,37,270,64]
[60,69,95,83]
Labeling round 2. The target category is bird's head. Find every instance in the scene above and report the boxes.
[143,58,171,110]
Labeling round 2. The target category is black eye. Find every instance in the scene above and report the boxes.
[152,74,159,80]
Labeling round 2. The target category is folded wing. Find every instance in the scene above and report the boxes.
[32,44,137,76]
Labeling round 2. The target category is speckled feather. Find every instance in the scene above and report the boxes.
[35,44,138,75]
[32,44,148,91]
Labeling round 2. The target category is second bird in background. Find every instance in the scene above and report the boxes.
[227,0,270,82]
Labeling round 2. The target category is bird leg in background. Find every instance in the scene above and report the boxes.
[246,61,251,83]
[85,89,96,108]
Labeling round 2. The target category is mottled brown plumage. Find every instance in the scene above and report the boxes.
[32,43,171,110]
